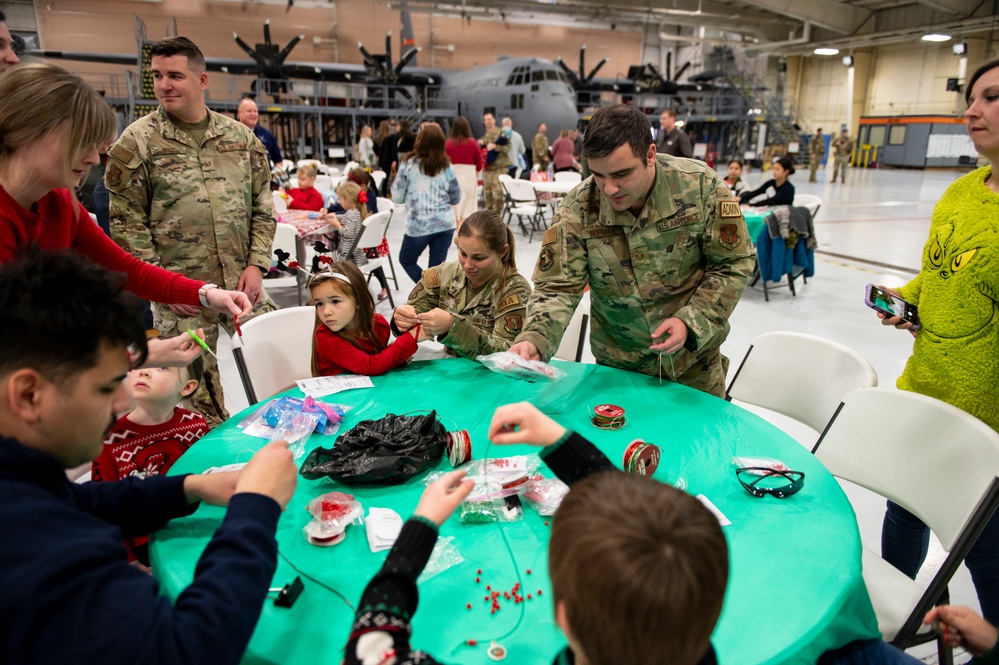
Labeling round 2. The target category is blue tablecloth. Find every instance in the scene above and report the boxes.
[153,358,879,665]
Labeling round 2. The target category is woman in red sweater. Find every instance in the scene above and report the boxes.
[309,261,428,376]
[445,116,484,226]
[0,64,251,365]
[550,129,578,172]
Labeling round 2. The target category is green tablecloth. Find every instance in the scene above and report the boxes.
[743,208,767,242]
[154,359,879,665]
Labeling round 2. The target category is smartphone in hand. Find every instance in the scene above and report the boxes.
[865,284,920,328]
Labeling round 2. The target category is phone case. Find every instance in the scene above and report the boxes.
[864,284,920,327]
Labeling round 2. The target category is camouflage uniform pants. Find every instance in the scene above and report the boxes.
[809,157,820,182]
[482,168,505,215]
[153,292,277,429]
[832,157,849,183]
[674,347,729,399]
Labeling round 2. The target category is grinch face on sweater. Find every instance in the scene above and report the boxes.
[920,222,997,341]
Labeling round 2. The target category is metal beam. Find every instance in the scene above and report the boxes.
[731,0,873,34]
[912,0,978,14]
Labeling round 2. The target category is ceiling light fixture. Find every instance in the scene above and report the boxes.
[813,47,839,55]
[921,33,951,42]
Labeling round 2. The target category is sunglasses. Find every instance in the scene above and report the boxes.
[735,467,805,498]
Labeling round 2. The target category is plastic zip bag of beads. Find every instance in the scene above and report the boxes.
[270,409,321,460]
[426,456,539,501]
[476,352,567,383]
[522,477,570,516]
[420,536,464,581]
[459,497,525,525]
[303,491,364,546]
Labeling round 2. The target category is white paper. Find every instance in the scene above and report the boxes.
[203,462,248,475]
[697,494,732,527]
[296,374,374,398]
[365,507,404,552]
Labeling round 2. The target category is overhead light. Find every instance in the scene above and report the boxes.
[842,55,854,67]
[922,33,951,42]
[814,47,840,56]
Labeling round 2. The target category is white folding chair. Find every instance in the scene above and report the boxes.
[313,174,335,192]
[297,159,323,171]
[503,178,548,242]
[266,223,301,291]
[278,159,297,173]
[230,306,317,404]
[553,291,590,363]
[553,171,582,184]
[792,193,822,219]
[373,199,400,290]
[343,160,360,173]
[812,388,999,657]
[726,332,878,438]
[272,191,288,214]
[347,212,395,307]
[370,170,387,192]
[376,197,395,213]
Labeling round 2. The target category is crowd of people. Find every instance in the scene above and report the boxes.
[2,10,999,663]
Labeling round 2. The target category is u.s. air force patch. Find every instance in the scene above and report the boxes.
[504,314,523,335]
[105,164,123,188]
[538,246,555,272]
[719,224,741,249]
[719,199,742,219]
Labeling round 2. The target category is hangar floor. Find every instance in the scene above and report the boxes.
[220,164,978,663]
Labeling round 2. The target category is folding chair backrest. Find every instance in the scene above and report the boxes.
[356,211,391,250]
[553,291,590,362]
[814,388,999,549]
[313,175,335,192]
[553,171,582,184]
[237,306,317,402]
[370,170,387,190]
[504,178,540,204]
[268,223,300,289]
[726,331,877,434]
[792,193,822,218]
[376,197,395,213]
[272,191,288,213]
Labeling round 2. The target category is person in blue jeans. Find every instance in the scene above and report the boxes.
[391,122,461,284]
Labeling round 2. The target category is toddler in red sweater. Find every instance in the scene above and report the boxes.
[91,355,208,565]
[285,164,325,211]
[310,261,428,376]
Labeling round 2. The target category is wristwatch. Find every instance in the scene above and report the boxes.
[198,283,219,307]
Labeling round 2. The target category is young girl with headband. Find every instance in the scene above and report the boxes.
[309,261,427,376]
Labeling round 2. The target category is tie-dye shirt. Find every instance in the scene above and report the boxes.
[391,158,461,237]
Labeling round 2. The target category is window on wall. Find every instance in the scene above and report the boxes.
[868,126,886,146]
[888,125,906,145]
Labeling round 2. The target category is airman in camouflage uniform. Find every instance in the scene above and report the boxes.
[480,113,511,215]
[830,129,854,183]
[809,128,825,182]
[391,260,531,360]
[105,37,276,427]
[513,105,756,398]
[532,124,550,170]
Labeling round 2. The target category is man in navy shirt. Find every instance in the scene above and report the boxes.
[238,97,283,167]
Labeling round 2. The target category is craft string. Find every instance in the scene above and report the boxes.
[276,549,355,611]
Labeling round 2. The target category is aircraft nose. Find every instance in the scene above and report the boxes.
[533,95,579,136]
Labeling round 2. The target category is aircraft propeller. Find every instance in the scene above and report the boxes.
[554,44,608,91]
[232,20,305,80]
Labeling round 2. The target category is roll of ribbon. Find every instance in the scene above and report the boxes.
[623,439,661,477]
[591,404,626,430]
[446,429,472,467]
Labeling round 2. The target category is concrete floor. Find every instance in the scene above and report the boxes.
[219,163,982,663]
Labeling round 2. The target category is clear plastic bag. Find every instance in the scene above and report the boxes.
[522,477,569,516]
[270,409,321,460]
[477,352,567,383]
[425,456,540,501]
[420,536,464,581]
[732,456,791,474]
[458,497,525,525]
[303,491,364,545]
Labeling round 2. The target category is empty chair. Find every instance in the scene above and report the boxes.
[812,388,999,655]
[553,171,582,184]
[231,306,317,404]
[313,174,335,192]
[502,178,548,242]
[343,160,360,173]
[792,193,822,218]
[370,170,387,192]
[376,197,395,213]
[553,291,591,363]
[373,199,400,290]
[726,331,877,437]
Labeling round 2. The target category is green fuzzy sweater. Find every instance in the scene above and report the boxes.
[896,166,999,432]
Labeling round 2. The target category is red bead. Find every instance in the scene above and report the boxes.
[467,639,478,646]
[544,521,549,526]
[486,585,491,590]
[490,609,495,614]
[466,603,472,609]
[475,577,480,583]
[484,595,489,601]
[477,569,482,574]
[538,590,543,595]
[526,569,532,575]
[528,594,533,600]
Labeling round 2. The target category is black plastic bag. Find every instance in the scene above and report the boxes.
[299,411,446,485]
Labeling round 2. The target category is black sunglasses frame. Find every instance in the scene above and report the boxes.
[735,466,805,498]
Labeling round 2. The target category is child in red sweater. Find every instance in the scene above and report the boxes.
[91,355,208,565]
[286,164,325,211]
[310,261,427,376]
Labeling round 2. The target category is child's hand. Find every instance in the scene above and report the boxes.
[488,402,566,447]
[414,470,475,526]
[394,304,419,331]
[924,605,998,656]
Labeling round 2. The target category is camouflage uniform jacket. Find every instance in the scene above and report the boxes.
[810,134,826,158]
[105,107,276,290]
[517,156,756,379]
[832,136,855,159]
[532,133,550,167]
[480,127,511,171]
[393,260,531,360]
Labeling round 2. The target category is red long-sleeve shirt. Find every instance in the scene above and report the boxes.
[286,186,325,211]
[314,314,417,376]
[0,187,202,306]
[446,138,484,171]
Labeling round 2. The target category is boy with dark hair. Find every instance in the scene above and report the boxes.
[342,401,726,665]
[0,249,297,665]
[91,354,210,565]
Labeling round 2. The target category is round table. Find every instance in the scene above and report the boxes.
[530,180,578,195]
[153,359,879,665]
